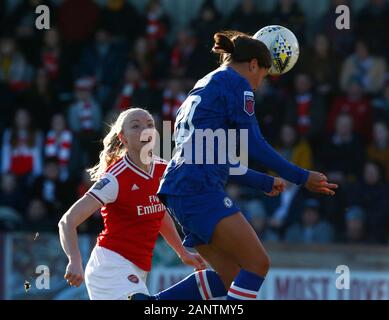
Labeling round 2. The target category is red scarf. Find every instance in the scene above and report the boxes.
[45,130,72,166]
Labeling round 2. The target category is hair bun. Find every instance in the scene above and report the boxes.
[212,33,234,54]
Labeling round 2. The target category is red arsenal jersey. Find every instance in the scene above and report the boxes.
[86,154,167,271]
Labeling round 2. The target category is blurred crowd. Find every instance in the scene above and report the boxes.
[0,0,389,246]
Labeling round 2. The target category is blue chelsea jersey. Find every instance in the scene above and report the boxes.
[158,65,258,196]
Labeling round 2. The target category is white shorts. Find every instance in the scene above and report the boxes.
[85,246,149,300]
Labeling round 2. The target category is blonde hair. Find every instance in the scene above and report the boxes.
[87,108,152,181]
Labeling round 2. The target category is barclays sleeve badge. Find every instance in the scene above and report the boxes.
[93,178,110,190]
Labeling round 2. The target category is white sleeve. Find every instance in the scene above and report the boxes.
[86,173,119,205]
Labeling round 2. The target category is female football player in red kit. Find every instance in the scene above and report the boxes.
[58,108,207,300]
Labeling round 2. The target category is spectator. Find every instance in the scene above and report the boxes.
[345,161,389,243]
[19,68,59,130]
[161,78,186,122]
[100,0,145,42]
[355,0,389,56]
[275,124,313,170]
[0,206,22,231]
[285,198,334,244]
[367,122,389,181]
[67,77,101,173]
[114,63,159,115]
[319,183,348,235]
[284,73,327,148]
[30,159,72,215]
[169,29,197,78]
[3,0,49,64]
[255,78,288,142]
[0,173,27,214]
[77,27,127,110]
[321,113,365,184]
[21,198,53,232]
[340,40,386,95]
[338,206,368,244]
[298,33,340,100]
[317,0,355,58]
[44,113,73,181]
[225,0,269,35]
[245,200,280,242]
[145,0,170,43]
[372,82,389,123]
[40,28,63,82]
[58,0,99,46]
[262,181,307,236]
[327,79,372,143]
[115,63,143,110]
[191,0,222,50]
[270,0,306,45]
[0,36,34,92]
[130,35,169,82]
[1,109,43,183]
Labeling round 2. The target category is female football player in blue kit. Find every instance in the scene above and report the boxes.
[132,31,338,300]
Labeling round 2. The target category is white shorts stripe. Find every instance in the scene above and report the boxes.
[201,271,213,299]
[194,272,207,300]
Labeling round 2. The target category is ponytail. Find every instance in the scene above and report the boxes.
[212,30,272,68]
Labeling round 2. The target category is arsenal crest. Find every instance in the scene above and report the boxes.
[128,274,139,284]
[244,91,255,116]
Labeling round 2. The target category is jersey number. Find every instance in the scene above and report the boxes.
[175,95,201,145]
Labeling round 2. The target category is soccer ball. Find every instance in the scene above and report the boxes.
[253,25,299,76]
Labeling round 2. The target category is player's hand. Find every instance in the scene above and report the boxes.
[179,251,207,271]
[64,260,84,287]
[264,177,286,197]
[305,171,338,196]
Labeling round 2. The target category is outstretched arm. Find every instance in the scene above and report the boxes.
[228,166,285,196]
[58,195,102,287]
[237,122,337,195]
[159,212,207,270]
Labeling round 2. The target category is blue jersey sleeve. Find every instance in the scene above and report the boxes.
[237,122,310,185]
[228,166,274,193]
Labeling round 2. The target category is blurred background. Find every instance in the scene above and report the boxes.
[0,0,389,300]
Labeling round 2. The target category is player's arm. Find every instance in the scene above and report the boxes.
[58,194,102,287]
[58,173,118,287]
[237,122,337,195]
[228,166,285,196]
[159,213,207,270]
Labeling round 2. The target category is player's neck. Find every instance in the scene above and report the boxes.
[126,151,150,173]
[226,63,255,91]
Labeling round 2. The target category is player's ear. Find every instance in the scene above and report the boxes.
[249,59,258,73]
[118,132,126,145]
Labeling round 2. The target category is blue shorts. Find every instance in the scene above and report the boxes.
[159,192,240,248]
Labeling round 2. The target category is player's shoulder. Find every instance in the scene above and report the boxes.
[211,66,251,99]
[152,155,168,168]
[105,156,127,178]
